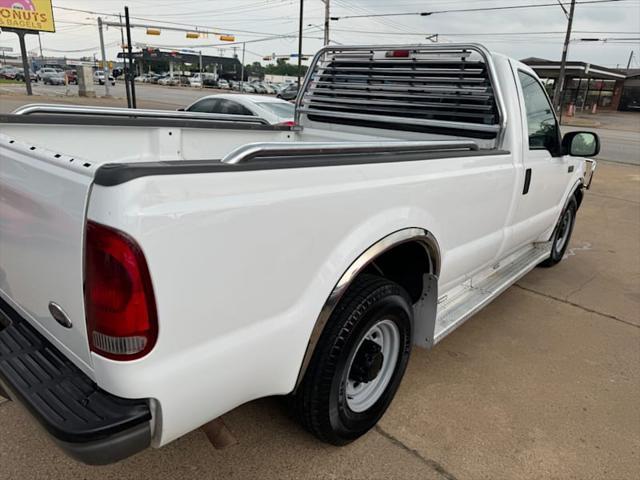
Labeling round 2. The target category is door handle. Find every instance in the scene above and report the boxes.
[523,168,532,195]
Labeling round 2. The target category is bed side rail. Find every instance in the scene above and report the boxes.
[221,140,478,164]
[12,104,270,126]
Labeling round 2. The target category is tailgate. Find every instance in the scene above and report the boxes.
[0,133,94,372]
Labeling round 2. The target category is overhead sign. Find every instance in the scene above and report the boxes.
[0,0,56,33]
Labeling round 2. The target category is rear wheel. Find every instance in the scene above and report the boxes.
[540,196,578,267]
[292,274,413,445]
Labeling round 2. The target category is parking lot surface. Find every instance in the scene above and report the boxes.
[0,81,245,110]
[0,92,638,479]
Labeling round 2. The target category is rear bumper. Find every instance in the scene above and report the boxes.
[0,296,152,465]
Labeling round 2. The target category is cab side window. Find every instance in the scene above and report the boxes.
[518,71,560,154]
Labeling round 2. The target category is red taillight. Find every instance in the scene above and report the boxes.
[277,120,296,127]
[84,221,158,360]
[386,50,410,58]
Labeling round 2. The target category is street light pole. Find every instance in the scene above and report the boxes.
[124,6,137,108]
[199,50,203,89]
[297,0,304,86]
[322,0,330,46]
[552,0,576,111]
[626,50,634,70]
[97,17,111,97]
[240,42,245,90]
[119,13,132,108]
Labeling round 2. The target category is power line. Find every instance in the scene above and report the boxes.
[330,0,633,20]
[42,42,120,53]
[326,28,636,36]
[52,5,294,37]
[334,0,417,34]
[136,30,323,50]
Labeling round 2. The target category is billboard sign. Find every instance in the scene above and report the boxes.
[0,0,56,33]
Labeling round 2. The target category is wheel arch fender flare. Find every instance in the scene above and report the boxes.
[294,227,441,389]
[548,178,584,242]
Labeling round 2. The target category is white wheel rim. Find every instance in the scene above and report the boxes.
[345,319,400,413]
[555,209,573,255]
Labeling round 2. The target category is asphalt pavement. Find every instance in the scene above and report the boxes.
[0,81,252,110]
[562,125,640,166]
[0,88,639,479]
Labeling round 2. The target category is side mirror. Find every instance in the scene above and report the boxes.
[562,131,600,157]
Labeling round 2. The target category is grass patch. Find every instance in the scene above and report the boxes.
[0,79,22,84]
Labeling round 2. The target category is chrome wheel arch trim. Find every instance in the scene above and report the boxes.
[294,227,441,389]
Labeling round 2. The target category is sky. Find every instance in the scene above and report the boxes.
[1,0,639,69]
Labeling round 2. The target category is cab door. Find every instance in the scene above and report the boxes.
[509,64,570,249]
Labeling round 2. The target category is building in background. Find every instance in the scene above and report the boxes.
[117,48,243,80]
[522,58,630,112]
[618,70,640,111]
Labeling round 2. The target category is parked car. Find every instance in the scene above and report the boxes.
[0,66,20,79]
[263,84,278,94]
[183,94,295,125]
[36,67,60,82]
[240,83,256,93]
[43,72,67,85]
[158,75,180,86]
[65,70,78,85]
[277,82,299,101]
[188,75,203,88]
[217,79,230,89]
[250,82,267,94]
[0,44,599,465]
[14,70,37,83]
[93,71,116,86]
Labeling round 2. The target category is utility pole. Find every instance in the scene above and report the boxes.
[322,0,330,46]
[97,17,111,97]
[125,6,137,108]
[552,0,576,110]
[199,50,203,89]
[240,42,246,90]
[119,13,132,108]
[626,50,634,69]
[297,0,304,86]
[37,33,43,58]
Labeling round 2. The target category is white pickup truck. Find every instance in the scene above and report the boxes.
[0,44,598,464]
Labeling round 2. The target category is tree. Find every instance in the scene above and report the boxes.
[265,58,307,77]
[244,61,266,79]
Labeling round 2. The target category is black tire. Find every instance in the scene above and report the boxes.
[539,196,578,268]
[292,274,413,445]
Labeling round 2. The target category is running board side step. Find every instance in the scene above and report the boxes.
[425,243,551,347]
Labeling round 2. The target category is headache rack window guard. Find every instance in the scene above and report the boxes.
[221,140,479,164]
[12,104,271,126]
[295,44,507,144]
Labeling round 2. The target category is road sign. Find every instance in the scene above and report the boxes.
[0,0,56,33]
[0,46,14,52]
